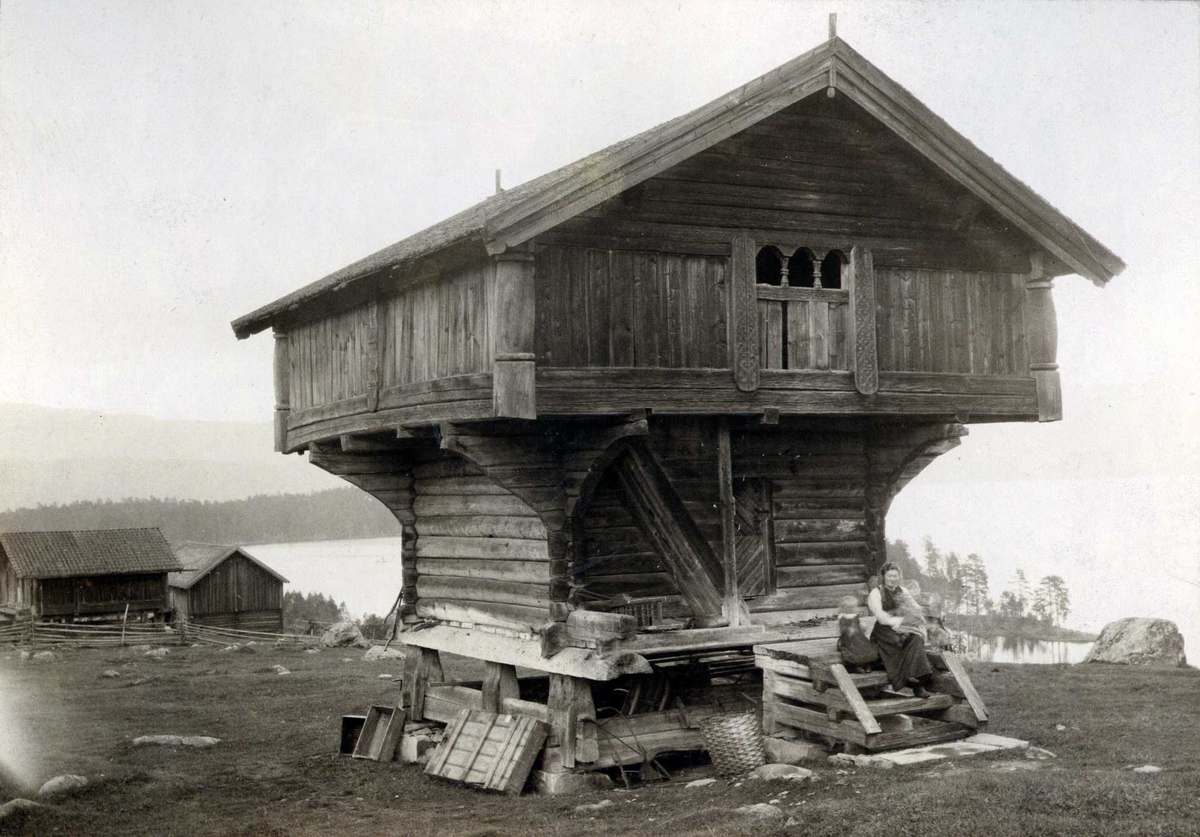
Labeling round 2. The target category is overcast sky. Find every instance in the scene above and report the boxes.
[2,2,1198,646]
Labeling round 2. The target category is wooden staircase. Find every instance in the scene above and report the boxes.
[754,638,988,753]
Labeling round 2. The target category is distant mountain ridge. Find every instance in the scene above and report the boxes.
[0,402,340,511]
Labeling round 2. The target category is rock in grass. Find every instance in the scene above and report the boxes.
[736,803,785,819]
[272,665,291,676]
[38,774,88,800]
[144,647,170,658]
[378,673,394,680]
[1024,747,1057,760]
[220,645,239,653]
[32,650,61,663]
[101,669,121,678]
[133,734,220,748]
[749,764,814,782]
[320,620,371,649]
[363,646,405,662]
[0,799,42,822]
[1132,765,1162,774]
[128,644,152,653]
[19,649,32,662]
[573,799,612,813]
[1084,618,1187,667]
[685,778,718,789]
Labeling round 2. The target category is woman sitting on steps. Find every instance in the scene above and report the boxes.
[868,561,936,699]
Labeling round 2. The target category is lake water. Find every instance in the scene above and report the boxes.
[962,634,1094,664]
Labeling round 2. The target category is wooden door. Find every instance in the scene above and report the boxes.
[733,479,775,597]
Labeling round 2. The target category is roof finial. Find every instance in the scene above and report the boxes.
[495,169,503,194]
[829,12,837,40]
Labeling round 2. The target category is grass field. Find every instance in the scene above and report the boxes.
[1,642,1197,837]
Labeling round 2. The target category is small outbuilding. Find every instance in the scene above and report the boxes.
[0,528,183,620]
[169,544,289,631]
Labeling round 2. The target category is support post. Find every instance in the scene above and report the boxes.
[402,647,444,721]
[482,662,520,713]
[1024,252,1062,421]
[716,418,745,626]
[547,674,578,769]
[492,246,537,419]
[272,330,290,452]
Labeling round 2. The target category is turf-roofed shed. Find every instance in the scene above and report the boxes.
[168,544,289,632]
[231,31,1123,768]
[0,528,183,620]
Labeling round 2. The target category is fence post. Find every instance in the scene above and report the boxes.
[178,616,188,645]
[120,604,129,647]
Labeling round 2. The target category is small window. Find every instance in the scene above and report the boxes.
[788,248,816,288]
[821,250,845,289]
[756,247,783,285]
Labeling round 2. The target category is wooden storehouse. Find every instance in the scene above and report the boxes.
[231,33,1122,769]
[168,544,289,631]
[0,528,183,620]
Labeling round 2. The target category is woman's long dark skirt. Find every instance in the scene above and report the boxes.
[870,624,933,690]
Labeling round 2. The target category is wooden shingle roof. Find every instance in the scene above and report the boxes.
[232,36,1124,340]
[0,528,184,580]
[168,543,289,590]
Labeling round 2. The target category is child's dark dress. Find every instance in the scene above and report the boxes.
[870,584,934,690]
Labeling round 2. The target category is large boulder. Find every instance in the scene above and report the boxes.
[1083,618,1187,667]
[38,774,88,800]
[320,621,371,649]
[363,645,405,662]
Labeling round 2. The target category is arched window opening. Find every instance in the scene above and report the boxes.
[756,247,783,285]
[788,249,816,288]
[821,250,845,289]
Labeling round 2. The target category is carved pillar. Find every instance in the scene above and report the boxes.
[847,246,879,396]
[1024,253,1062,422]
[730,233,760,392]
[272,330,290,452]
[492,246,537,419]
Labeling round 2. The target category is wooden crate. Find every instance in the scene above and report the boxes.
[754,639,987,752]
[352,705,406,762]
[425,709,549,795]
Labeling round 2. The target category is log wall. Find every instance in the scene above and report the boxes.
[733,426,870,618]
[538,94,1031,272]
[411,451,551,629]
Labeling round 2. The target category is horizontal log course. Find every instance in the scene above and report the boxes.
[775,564,869,588]
[417,578,551,609]
[415,536,550,561]
[415,515,548,540]
[774,519,868,542]
[414,477,511,496]
[581,572,678,599]
[413,495,539,518]
[412,458,486,480]
[774,542,869,566]
[748,582,868,612]
[416,559,550,585]
[583,527,651,558]
[415,599,549,631]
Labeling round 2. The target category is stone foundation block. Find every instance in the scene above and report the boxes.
[763,736,821,764]
[532,770,615,796]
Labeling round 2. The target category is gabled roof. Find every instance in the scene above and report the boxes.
[168,543,289,590]
[232,36,1124,340]
[0,528,184,580]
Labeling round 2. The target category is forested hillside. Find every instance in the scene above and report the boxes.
[0,489,399,545]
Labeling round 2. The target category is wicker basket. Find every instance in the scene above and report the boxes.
[699,711,766,777]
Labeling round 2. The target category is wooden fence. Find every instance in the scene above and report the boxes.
[0,617,391,650]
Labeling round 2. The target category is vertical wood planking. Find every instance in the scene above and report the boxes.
[609,250,635,366]
[633,252,663,367]
[788,299,811,369]
[587,249,611,366]
[809,301,830,370]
